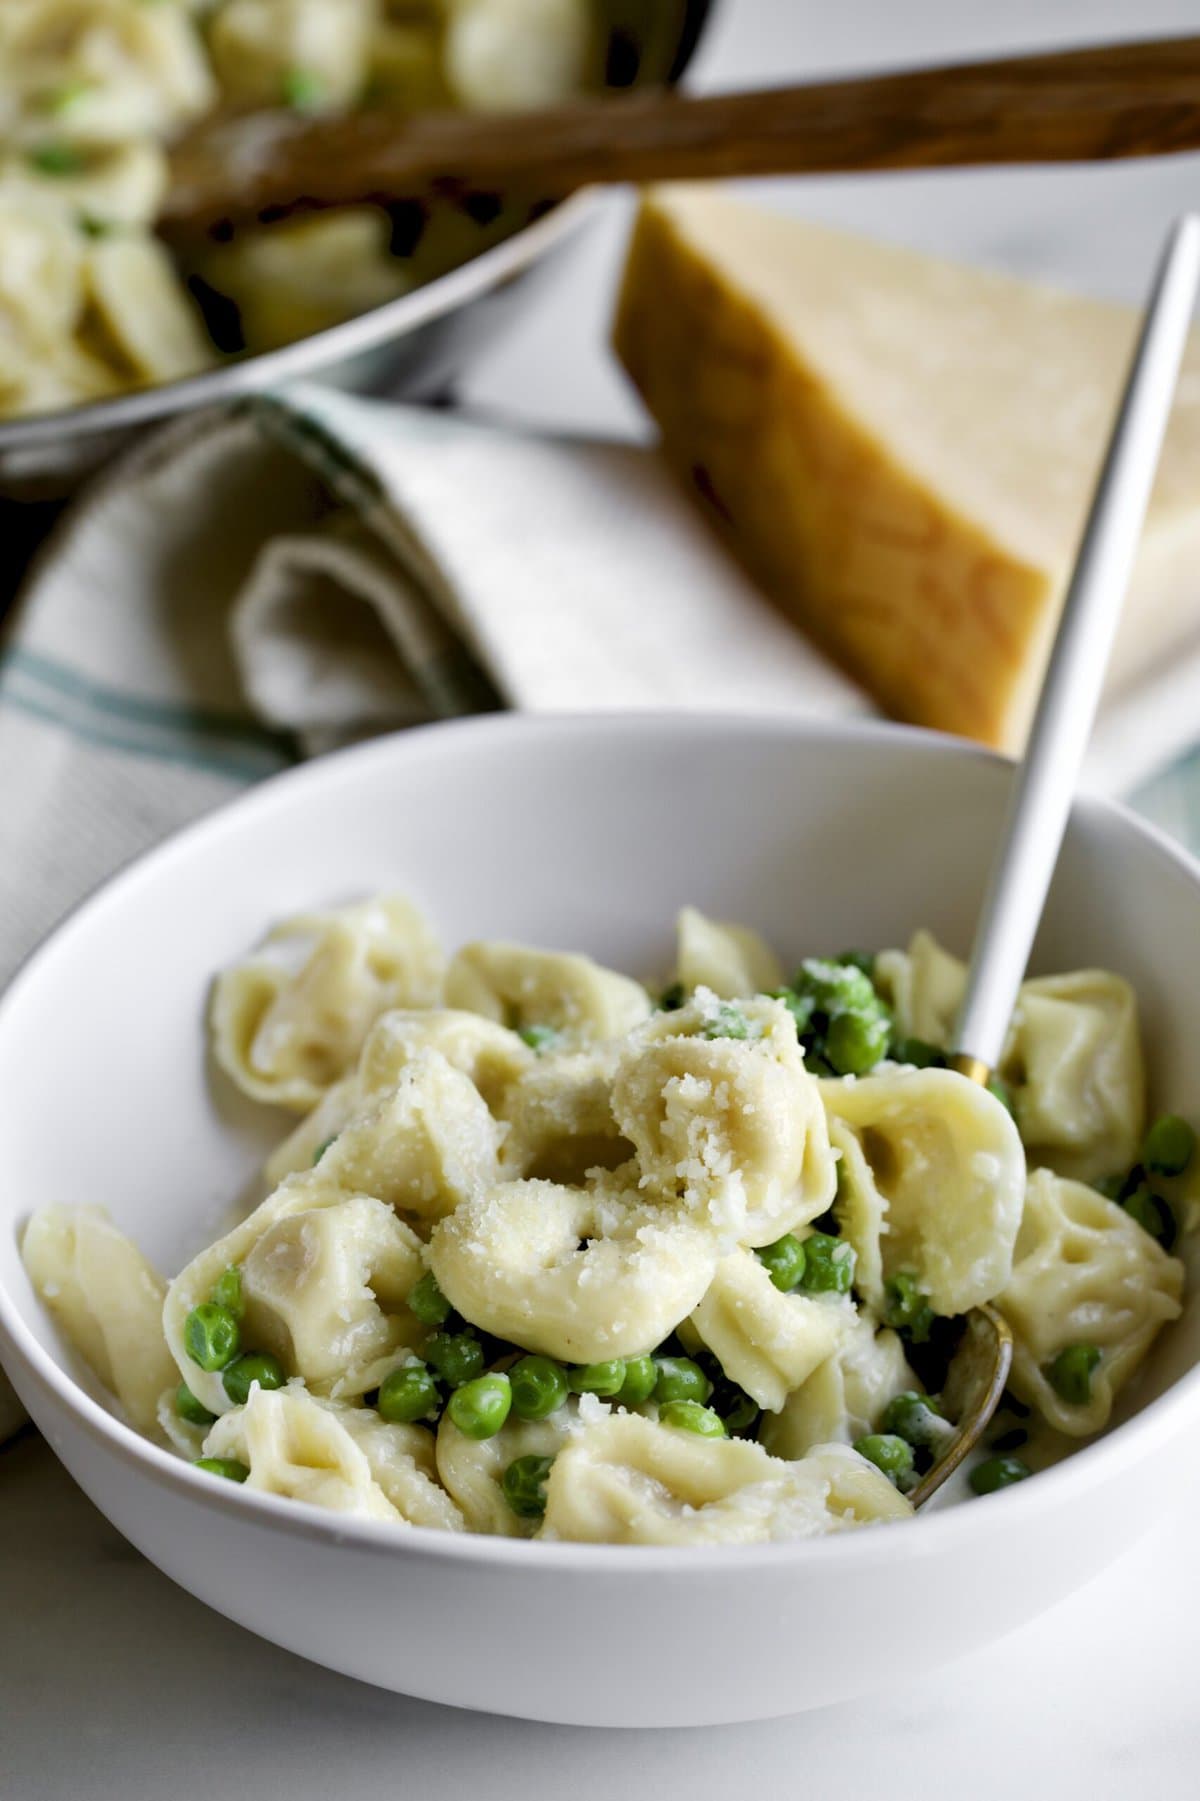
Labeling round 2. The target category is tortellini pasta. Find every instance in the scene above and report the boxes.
[325,1401,464,1530]
[877,930,1146,1182]
[997,1170,1184,1435]
[206,0,377,109]
[238,1193,423,1395]
[612,992,837,1246]
[0,0,217,149]
[26,894,1193,1548]
[542,1413,912,1545]
[22,1204,177,1435]
[203,1384,459,1526]
[210,894,442,1110]
[824,1067,1026,1315]
[436,1401,580,1538]
[266,1005,530,1184]
[672,906,783,1002]
[444,940,652,1048]
[496,1043,632,1184]
[760,1317,918,1461]
[442,0,591,112]
[428,1176,720,1363]
[688,1251,851,1413]
[317,1051,506,1229]
[162,1169,425,1414]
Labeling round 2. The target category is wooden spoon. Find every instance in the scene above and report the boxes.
[162,33,1200,242]
[912,215,1200,1506]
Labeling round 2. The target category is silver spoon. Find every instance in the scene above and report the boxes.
[911,213,1200,1508]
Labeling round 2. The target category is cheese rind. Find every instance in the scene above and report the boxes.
[613,187,1200,750]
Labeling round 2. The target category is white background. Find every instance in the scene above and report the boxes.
[5,3,1200,1794]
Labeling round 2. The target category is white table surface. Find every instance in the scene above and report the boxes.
[5,1,1200,1792]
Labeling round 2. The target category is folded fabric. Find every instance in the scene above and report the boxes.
[1,383,1199,1438]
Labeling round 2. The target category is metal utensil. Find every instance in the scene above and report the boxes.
[913,213,1200,1506]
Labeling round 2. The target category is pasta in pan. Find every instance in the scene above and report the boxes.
[0,0,601,419]
[22,898,1196,1545]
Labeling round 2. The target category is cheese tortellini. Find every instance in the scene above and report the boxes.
[444,940,652,1048]
[0,0,598,419]
[821,1067,1026,1316]
[542,1413,912,1544]
[210,893,443,1110]
[21,1204,177,1435]
[611,992,837,1246]
[877,930,1145,1182]
[23,897,1195,1547]
[997,1171,1184,1436]
[428,1176,720,1363]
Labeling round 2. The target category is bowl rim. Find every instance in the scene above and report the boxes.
[3,708,1198,1572]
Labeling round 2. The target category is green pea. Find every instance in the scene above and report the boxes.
[28,142,86,177]
[880,1390,949,1450]
[1141,1114,1196,1176]
[882,1271,935,1344]
[796,958,877,1013]
[1047,1343,1102,1407]
[703,1003,749,1041]
[425,1330,485,1387]
[652,1356,713,1405]
[510,1355,570,1420]
[825,1008,890,1076]
[222,1352,286,1406]
[798,1232,856,1295]
[211,1265,244,1320]
[519,1024,560,1055]
[447,1373,512,1440]
[838,951,876,981]
[408,1271,453,1328]
[1122,1183,1177,1250]
[570,1359,627,1397]
[281,68,325,111]
[311,1136,337,1166]
[501,1453,554,1519]
[195,1457,249,1483]
[890,1036,945,1069]
[615,1354,658,1407]
[969,1455,1032,1496]
[659,1399,726,1437]
[175,1383,216,1427]
[853,1433,916,1492]
[378,1361,441,1424]
[721,1392,760,1435]
[658,982,686,1011]
[755,1233,807,1293]
[986,1074,1016,1117]
[184,1302,240,1372]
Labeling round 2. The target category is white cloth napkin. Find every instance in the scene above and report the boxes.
[2,381,1199,1438]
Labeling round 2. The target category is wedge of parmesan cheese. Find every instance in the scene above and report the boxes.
[613,186,1200,751]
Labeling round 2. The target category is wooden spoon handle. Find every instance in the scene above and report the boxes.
[164,33,1200,239]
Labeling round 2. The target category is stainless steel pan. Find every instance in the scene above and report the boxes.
[0,0,712,496]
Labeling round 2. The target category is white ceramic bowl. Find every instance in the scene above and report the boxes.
[2,714,1199,1728]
